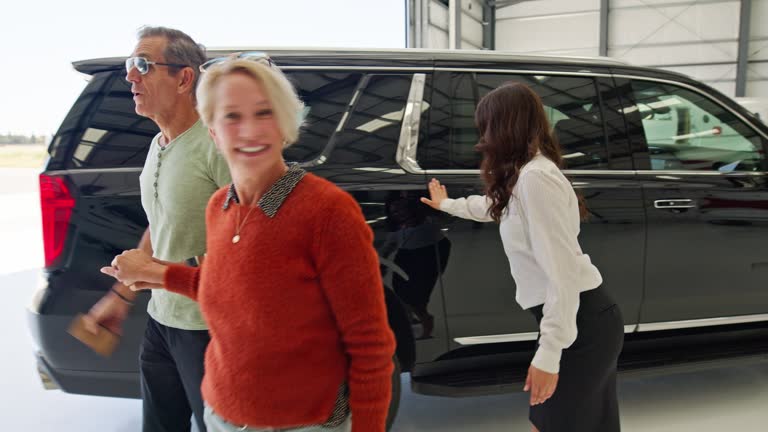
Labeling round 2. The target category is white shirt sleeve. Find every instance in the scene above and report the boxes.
[439,195,495,222]
[516,169,580,374]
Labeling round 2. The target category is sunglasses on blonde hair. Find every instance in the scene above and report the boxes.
[199,51,275,73]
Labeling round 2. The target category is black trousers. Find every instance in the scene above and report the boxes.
[140,317,210,432]
[529,286,624,432]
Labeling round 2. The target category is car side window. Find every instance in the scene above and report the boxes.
[284,71,363,163]
[53,72,159,169]
[53,70,410,169]
[326,74,413,166]
[286,72,412,168]
[420,72,611,170]
[628,80,765,172]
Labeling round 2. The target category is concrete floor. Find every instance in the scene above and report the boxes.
[394,362,768,431]
[2,168,767,431]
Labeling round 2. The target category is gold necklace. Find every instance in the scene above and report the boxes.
[232,204,258,244]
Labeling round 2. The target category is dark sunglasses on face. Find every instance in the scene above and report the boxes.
[199,51,275,73]
[125,56,190,75]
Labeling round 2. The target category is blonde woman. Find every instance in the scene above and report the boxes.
[102,53,396,432]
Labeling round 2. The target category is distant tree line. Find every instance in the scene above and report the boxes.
[0,133,47,144]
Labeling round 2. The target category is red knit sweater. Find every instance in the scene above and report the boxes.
[164,173,396,432]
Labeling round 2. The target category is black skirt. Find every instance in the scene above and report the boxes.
[528,286,624,432]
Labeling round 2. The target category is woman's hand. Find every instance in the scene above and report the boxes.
[524,364,559,406]
[420,178,449,210]
[100,249,166,291]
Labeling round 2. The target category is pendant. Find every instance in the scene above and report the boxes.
[232,234,241,244]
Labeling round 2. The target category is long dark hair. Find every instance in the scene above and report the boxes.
[474,82,564,222]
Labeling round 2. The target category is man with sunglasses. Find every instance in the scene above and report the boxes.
[84,26,231,432]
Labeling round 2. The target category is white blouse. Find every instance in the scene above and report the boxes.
[439,154,603,374]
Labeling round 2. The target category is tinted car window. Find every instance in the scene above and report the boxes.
[304,74,413,167]
[628,80,765,172]
[51,71,400,168]
[285,71,363,163]
[53,70,412,170]
[286,73,413,168]
[420,72,610,170]
[54,72,158,169]
[60,70,368,169]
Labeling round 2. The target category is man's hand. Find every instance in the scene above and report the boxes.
[524,364,559,406]
[82,283,133,335]
[420,178,449,210]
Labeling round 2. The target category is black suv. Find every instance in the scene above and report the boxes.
[29,49,768,424]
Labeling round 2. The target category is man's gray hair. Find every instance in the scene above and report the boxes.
[137,26,207,97]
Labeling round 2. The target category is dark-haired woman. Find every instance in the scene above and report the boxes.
[421,82,624,432]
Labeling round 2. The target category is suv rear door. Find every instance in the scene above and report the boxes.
[417,66,644,352]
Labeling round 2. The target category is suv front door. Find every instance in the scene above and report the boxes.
[620,77,768,325]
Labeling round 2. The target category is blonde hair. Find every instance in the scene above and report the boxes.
[196,58,303,146]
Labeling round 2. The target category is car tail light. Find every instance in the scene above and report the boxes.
[39,174,75,267]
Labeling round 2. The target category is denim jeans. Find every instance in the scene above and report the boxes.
[203,405,352,432]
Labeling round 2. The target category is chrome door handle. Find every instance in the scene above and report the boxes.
[654,199,696,209]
